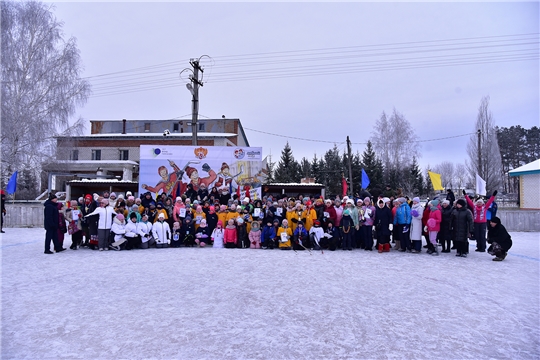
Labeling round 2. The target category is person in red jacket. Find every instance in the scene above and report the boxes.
[224,219,237,248]
[463,190,497,252]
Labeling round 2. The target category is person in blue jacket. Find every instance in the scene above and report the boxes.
[261,219,276,249]
[393,197,412,252]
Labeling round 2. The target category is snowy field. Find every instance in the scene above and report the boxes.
[1,228,539,360]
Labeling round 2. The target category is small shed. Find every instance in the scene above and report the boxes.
[66,179,139,201]
[508,159,540,210]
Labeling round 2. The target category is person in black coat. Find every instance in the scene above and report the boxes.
[487,216,513,261]
[446,189,456,205]
[44,193,63,254]
[451,199,473,258]
[374,198,393,252]
[438,200,454,253]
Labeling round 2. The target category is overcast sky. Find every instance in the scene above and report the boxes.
[50,1,539,171]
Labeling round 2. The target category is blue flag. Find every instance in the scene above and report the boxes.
[361,168,370,189]
[6,171,18,194]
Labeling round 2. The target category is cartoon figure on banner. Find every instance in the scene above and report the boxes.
[142,159,200,198]
[212,162,244,193]
[184,163,217,192]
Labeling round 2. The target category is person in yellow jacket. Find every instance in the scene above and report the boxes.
[154,202,169,223]
[302,201,317,231]
[226,204,239,224]
[217,205,228,228]
[240,206,253,233]
[277,219,293,250]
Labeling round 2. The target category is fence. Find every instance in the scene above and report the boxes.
[1,202,539,232]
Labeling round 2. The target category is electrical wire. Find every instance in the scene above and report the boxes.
[86,33,539,97]
[243,127,476,145]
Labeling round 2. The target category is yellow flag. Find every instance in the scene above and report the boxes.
[428,171,444,191]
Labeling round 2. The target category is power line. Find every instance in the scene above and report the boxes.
[243,127,476,145]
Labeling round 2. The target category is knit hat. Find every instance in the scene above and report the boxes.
[382,197,390,203]
[432,199,439,207]
[158,213,165,219]
[185,166,197,178]
[48,192,57,200]
[442,200,450,205]
[110,192,117,198]
[176,197,182,202]
[236,217,244,224]
[128,196,135,201]
[364,197,371,203]
[413,197,420,203]
[116,213,125,221]
[490,216,501,224]
[85,194,92,200]
[129,212,138,219]
[398,197,407,204]
[456,199,466,207]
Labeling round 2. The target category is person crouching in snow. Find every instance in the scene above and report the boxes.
[211,220,225,248]
[171,221,182,248]
[309,220,324,250]
[487,216,512,261]
[323,220,341,251]
[138,214,155,249]
[110,213,128,251]
[123,212,141,250]
[235,217,249,248]
[292,221,309,251]
[195,219,211,247]
[278,219,292,250]
[261,220,276,249]
[249,221,261,249]
[152,213,171,248]
[224,219,237,248]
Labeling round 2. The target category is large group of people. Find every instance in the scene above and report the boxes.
[42,185,511,261]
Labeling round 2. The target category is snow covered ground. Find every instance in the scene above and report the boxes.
[1,228,539,359]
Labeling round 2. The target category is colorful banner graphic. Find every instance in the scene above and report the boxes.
[139,145,265,200]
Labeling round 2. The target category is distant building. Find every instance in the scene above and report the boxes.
[44,118,249,199]
[508,159,540,209]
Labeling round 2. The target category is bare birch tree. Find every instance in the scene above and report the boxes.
[466,96,504,193]
[432,161,455,190]
[370,108,420,186]
[1,1,91,191]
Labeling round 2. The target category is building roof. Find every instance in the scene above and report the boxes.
[266,183,325,187]
[67,179,138,184]
[56,133,237,139]
[508,159,540,176]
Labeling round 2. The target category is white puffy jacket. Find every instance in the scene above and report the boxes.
[86,205,115,230]
[152,220,171,244]
[124,220,139,238]
[111,217,126,241]
[137,221,153,243]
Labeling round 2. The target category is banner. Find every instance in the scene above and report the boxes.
[139,145,264,200]
[476,174,487,196]
[428,171,444,191]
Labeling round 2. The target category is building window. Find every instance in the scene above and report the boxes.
[198,122,205,131]
[173,123,179,131]
[144,123,150,132]
[92,149,101,160]
[119,150,129,161]
[70,150,79,161]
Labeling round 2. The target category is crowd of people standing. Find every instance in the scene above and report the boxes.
[42,185,512,261]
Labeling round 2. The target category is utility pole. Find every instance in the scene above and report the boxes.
[347,136,353,196]
[188,59,203,146]
[477,129,482,176]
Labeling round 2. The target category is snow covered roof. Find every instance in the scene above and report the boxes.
[55,160,139,165]
[86,133,237,138]
[267,183,325,187]
[508,159,540,176]
[67,179,138,183]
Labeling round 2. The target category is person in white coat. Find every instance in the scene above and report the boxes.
[124,212,141,250]
[409,197,424,253]
[138,214,155,249]
[85,198,115,251]
[110,213,128,251]
[211,220,225,248]
[152,213,171,248]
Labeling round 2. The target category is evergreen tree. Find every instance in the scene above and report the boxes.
[299,157,311,180]
[310,154,322,184]
[273,142,301,183]
[360,140,383,192]
[407,157,424,196]
[322,145,343,196]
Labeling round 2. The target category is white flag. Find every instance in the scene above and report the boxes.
[476,174,486,196]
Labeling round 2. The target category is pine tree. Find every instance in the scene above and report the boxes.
[323,145,344,196]
[311,154,321,183]
[360,140,384,192]
[273,142,301,183]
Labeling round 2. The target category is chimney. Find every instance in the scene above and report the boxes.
[122,119,126,134]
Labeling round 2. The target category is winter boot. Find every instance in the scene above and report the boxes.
[378,244,384,253]
[383,243,391,252]
[394,240,401,250]
[432,243,439,256]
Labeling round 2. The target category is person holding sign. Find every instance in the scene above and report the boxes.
[277,219,292,250]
